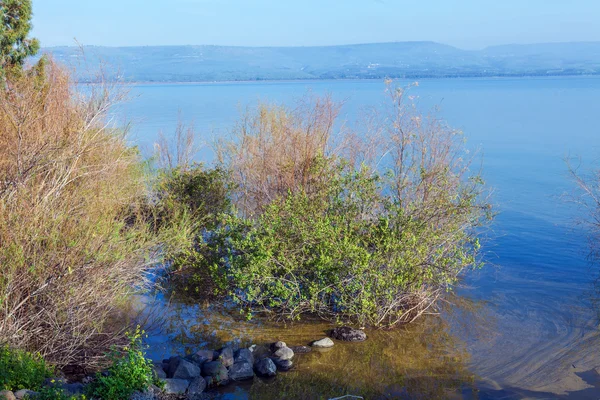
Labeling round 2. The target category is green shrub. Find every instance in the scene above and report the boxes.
[88,327,156,400]
[33,386,86,400]
[0,346,52,391]
[210,164,486,327]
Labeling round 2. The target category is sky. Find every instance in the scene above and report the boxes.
[32,0,600,49]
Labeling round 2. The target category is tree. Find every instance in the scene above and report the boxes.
[0,0,39,72]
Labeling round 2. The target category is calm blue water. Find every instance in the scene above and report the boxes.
[118,77,600,398]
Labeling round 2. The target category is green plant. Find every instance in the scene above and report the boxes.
[0,345,52,391]
[33,385,86,400]
[88,327,156,400]
[199,86,491,327]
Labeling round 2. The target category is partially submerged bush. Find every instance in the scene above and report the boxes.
[0,345,52,392]
[0,61,159,368]
[203,84,491,327]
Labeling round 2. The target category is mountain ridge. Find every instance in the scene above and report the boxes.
[38,41,600,82]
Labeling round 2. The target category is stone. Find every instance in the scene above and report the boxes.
[169,358,201,379]
[270,341,286,351]
[330,326,367,342]
[234,348,254,364]
[248,344,257,353]
[163,379,190,394]
[189,349,214,365]
[217,346,234,367]
[13,390,37,400]
[187,376,207,395]
[254,358,277,377]
[272,346,294,360]
[228,361,254,381]
[152,364,167,380]
[62,383,85,395]
[202,361,229,386]
[272,357,293,371]
[129,385,160,400]
[311,337,334,348]
[289,345,312,354]
[202,360,225,376]
[0,390,16,400]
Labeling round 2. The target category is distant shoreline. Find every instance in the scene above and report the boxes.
[78,72,600,86]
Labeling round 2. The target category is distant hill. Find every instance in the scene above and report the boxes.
[38,41,600,82]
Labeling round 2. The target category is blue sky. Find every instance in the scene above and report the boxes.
[32,0,600,49]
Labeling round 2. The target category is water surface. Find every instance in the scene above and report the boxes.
[119,77,600,399]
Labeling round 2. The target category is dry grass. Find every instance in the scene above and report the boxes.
[0,61,155,369]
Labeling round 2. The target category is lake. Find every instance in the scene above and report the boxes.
[117,77,600,399]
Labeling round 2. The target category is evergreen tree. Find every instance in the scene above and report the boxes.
[0,0,39,71]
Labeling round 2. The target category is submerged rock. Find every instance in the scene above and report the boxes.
[272,357,294,371]
[311,337,334,348]
[330,326,367,342]
[164,379,190,394]
[254,358,277,377]
[228,361,255,381]
[289,345,312,354]
[273,346,294,360]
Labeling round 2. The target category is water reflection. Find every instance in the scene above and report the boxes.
[137,283,480,399]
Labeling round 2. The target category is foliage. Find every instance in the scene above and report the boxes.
[0,0,39,71]
[0,60,163,368]
[33,386,86,400]
[211,163,486,326]
[201,85,491,327]
[0,345,52,391]
[88,327,156,400]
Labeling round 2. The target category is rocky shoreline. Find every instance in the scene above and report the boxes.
[0,327,367,400]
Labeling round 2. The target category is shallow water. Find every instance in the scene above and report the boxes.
[119,77,600,399]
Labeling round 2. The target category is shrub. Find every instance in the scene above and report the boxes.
[0,60,163,368]
[88,327,156,400]
[0,346,52,391]
[203,84,491,327]
[34,386,86,400]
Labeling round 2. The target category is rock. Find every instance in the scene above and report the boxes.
[289,345,312,354]
[0,390,16,400]
[330,326,367,342]
[217,346,234,367]
[201,360,229,385]
[13,390,37,400]
[270,341,286,351]
[311,337,334,348]
[169,358,201,379]
[152,364,167,380]
[254,358,277,377]
[273,346,294,360]
[228,361,254,381]
[234,348,254,364]
[189,349,214,366]
[165,356,181,377]
[129,385,161,400]
[249,344,272,360]
[272,357,293,371]
[163,379,190,394]
[62,383,85,395]
[248,344,257,353]
[187,376,207,395]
